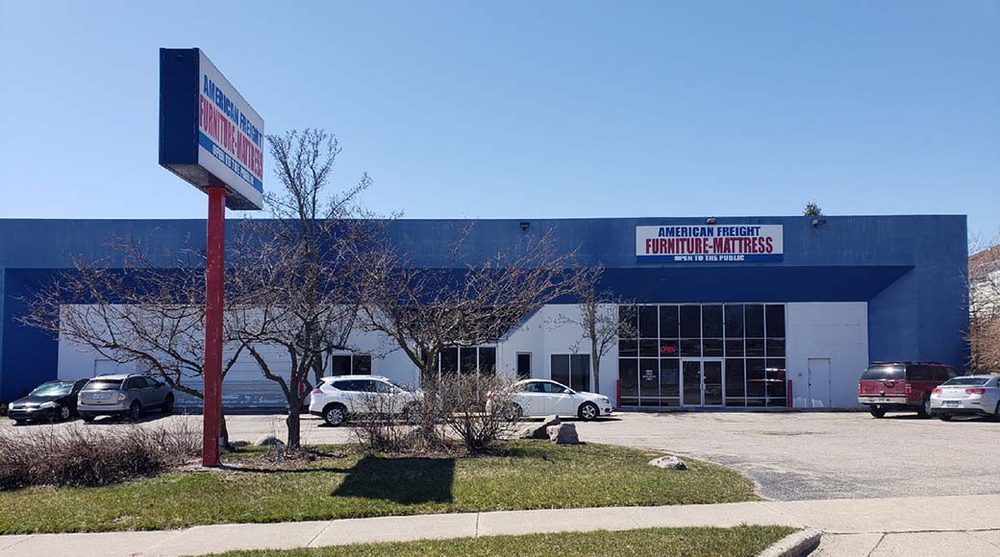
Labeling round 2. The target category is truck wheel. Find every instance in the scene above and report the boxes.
[917,396,932,418]
[869,407,886,419]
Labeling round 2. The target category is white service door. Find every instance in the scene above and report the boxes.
[807,358,832,408]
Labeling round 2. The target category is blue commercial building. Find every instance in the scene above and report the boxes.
[0,215,968,409]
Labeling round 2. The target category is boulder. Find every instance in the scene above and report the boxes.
[648,455,687,470]
[517,415,561,439]
[255,435,286,448]
[546,423,580,445]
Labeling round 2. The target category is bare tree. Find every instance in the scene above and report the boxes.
[968,234,1000,371]
[557,266,635,396]
[228,128,374,450]
[359,225,589,446]
[362,226,589,383]
[21,241,243,445]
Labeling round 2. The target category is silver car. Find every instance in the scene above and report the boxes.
[930,375,1000,421]
[77,374,174,422]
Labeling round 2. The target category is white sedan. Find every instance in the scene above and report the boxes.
[930,375,1000,421]
[494,379,614,421]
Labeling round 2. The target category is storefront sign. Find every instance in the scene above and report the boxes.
[636,224,783,263]
[159,48,265,210]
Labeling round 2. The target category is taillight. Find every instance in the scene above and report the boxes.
[932,388,942,394]
[311,387,323,396]
[905,383,912,395]
[966,387,987,395]
[117,393,126,401]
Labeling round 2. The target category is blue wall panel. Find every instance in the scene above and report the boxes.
[0,215,969,400]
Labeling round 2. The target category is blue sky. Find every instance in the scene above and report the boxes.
[1,1,997,238]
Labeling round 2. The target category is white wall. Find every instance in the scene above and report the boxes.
[786,302,869,408]
[58,301,869,409]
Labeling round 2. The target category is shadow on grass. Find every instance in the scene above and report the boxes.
[333,456,455,504]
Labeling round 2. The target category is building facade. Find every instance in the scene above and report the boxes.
[0,215,969,409]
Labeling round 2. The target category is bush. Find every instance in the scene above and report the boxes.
[0,423,198,490]
[350,374,521,455]
[438,374,521,454]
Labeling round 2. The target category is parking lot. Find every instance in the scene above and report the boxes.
[4,410,1000,501]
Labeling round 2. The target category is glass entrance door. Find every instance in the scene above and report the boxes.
[682,360,702,406]
[703,360,724,406]
[681,359,725,406]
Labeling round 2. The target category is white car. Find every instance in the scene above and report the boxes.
[492,379,614,421]
[308,375,422,426]
[930,375,1000,421]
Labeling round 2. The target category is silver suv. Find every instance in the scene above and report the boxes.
[78,374,174,422]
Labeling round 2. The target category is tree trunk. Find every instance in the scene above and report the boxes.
[286,405,301,450]
[592,344,601,396]
[220,413,231,450]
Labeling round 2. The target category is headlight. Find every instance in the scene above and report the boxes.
[39,401,57,409]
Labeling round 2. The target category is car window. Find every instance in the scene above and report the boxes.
[942,377,990,386]
[130,377,149,389]
[862,364,904,380]
[372,381,393,393]
[86,379,124,390]
[906,365,929,381]
[518,382,540,393]
[332,380,359,392]
[542,382,568,394]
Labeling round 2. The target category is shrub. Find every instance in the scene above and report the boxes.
[438,374,521,454]
[0,423,198,490]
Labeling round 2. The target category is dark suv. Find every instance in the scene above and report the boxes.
[858,362,955,418]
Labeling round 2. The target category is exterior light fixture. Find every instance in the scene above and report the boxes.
[812,218,827,227]
[706,217,717,225]
[520,221,531,232]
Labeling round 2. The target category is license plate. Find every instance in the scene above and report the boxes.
[870,397,894,403]
[944,401,960,408]
[92,392,110,400]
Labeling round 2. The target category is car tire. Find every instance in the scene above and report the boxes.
[578,402,599,421]
[917,396,932,419]
[13,419,26,426]
[504,403,524,421]
[128,401,143,422]
[938,413,953,421]
[162,395,174,415]
[869,407,886,419]
[322,403,347,427]
[994,402,1000,422]
[58,405,71,422]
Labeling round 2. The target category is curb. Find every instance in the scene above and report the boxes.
[758,528,822,557]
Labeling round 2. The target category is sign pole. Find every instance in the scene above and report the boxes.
[203,186,227,467]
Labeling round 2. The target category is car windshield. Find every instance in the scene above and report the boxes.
[862,364,905,380]
[28,382,72,397]
[85,379,123,390]
[943,377,990,386]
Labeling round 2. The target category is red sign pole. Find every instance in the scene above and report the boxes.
[203,187,227,467]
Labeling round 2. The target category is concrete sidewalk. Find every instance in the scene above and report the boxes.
[2,494,1000,557]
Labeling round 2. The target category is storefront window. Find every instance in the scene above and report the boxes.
[618,303,787,408]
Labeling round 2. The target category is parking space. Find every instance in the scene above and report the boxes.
[4,410,1000,501]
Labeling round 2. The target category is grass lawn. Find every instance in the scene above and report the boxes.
[208,526,797,557]
[0,441,757,534]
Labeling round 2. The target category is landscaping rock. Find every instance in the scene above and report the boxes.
[546,423,579,444]
[648,455,687,470]
[517,415,561,439]
[255,436,285,448]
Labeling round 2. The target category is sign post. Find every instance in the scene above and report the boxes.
[159,48,264,467]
